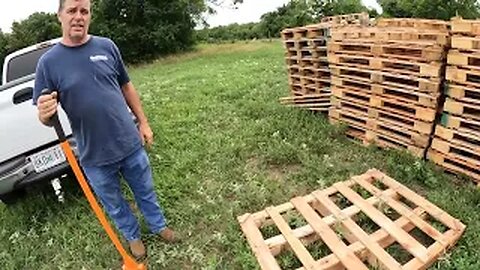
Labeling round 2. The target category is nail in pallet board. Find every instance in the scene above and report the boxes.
[237,169,466,270]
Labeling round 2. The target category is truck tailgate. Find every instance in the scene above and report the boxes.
[0,78,72,163]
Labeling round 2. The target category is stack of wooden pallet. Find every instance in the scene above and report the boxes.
[279,24,332,111]
[428,18,480,184]
[328,18,449,157]
[279,13,369,112]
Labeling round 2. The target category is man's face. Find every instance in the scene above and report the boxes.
[58,0,91,43]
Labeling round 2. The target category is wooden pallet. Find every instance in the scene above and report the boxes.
[281,25,330,40]
[328,54,443,78]
[280,93,331,112]
[330,117,369,141]
[331,97,370,116]
[371,95,437,122]
[237,169,466,270]
[448,50,480,71]
[443,98,480,121]
[428,150,480,185]
[299,57,329,68]
[331,97,434,135]
[328,41,445,62]
[440,113,480,136]
[300,76,331,87]
[446,66,480,88]
[364,130,427,157]
[445,83,480,105]
[332,77,440,108]
[331,27,450,46]
[330,65,441,93]
[369,109,434,135]
[286,57,301,67]
[376,18,450,32]
[451,36,480,50]
[329,108,369,130]
[299,66,330,78]
[367,120,431,148]
[451,18,480,36]
[435,125,480,153]
[431,137,480,166]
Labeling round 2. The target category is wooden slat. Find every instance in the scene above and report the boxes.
[313,190,403,270]
[353,177,449,247]
[334,182,430,263]
[368,169,466,231]
[237,214,281,270]
[291,196,369,270]
[297,207,427,270]
[265,207,318,269]
[265,189,399,255]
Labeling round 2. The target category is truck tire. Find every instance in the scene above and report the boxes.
[0,189,26,205]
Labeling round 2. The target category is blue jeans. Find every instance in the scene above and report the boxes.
[82,147,167,241]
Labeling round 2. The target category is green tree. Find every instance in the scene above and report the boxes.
[258,0,314,38]
[310,0,368,18]
[6,12,60,52]
[91,0,196,64]
[0,31,8,78]
[378,0,480,20]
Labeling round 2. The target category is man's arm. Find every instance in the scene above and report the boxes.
[121,82,154,147]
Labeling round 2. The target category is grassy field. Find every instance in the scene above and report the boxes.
[0,40,479,269]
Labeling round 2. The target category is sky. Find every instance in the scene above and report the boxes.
[0,0,382,33]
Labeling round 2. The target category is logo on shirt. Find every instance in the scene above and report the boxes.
[90,55,109,62]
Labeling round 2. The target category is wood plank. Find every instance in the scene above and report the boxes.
[237,214,282,270]
[313,190,403,270]
[353,177,449,247]
[296,207,428,270]
[367,169,467,232]
[334,181,430,263]
[291,196,369,270]
[265,207,318,269]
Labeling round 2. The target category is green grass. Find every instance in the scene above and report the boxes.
[1,40,479,269]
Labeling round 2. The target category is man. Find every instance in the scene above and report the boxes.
[33,0,176,259]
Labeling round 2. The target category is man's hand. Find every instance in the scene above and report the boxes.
[37,92,58,125]
[139,122,154,147]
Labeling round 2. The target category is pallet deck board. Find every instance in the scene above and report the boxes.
[443,98,480,121]
[330,65,441,93]
[446,84,480,105]
[328,41,445,62]
[329,54,443,78]
[440,113,480,136]
[428,150,480,184]
[237,169,466,270]
[331,27,450,46]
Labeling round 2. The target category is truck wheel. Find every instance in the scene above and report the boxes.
[0,189,26,205]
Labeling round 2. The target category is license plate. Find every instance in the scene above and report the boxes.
[29,145,66,173]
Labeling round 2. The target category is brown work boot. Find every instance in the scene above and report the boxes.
[129,239,146,260]
[158,227,179,243]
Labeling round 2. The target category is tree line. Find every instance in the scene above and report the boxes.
[197,0,480,42]
[1,0,480,79]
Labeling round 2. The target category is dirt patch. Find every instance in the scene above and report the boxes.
[245,157,301,182]
[266,164,302,182]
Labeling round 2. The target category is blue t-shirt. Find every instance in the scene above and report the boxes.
[33,36,142,167]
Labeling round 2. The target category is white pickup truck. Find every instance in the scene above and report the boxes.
[0,38,76,204]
